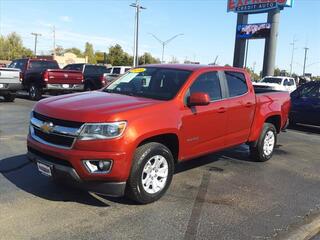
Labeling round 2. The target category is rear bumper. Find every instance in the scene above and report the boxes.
[44,84,84,91]
[0,82,22,92]
[27,150,126,197]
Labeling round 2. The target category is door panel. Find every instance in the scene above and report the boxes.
[223,71,256,147]
[180,71,228,160]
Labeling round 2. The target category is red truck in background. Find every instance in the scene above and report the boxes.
[27,64,291,204]
[8,58,84,100]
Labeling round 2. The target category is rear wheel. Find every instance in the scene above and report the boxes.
[29,84,42,101]
[3,93,15,102]
[250,123,277,162]
[125,142,174,204]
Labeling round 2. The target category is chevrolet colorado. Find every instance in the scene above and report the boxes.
[27,64,291,204]
[8,58,83,100]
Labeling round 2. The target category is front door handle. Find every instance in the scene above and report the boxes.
[245,102,253,108]
[217,107,227,113]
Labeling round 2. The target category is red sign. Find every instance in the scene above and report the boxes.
[228,0,293,13]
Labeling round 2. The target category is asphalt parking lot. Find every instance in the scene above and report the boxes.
[1,97,320,240]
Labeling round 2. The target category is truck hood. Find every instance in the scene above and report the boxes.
[34,91,163,123]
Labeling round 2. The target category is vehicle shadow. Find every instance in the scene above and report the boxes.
[288,124,320,135]
[0,154,110,207]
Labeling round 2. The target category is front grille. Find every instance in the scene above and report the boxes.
[28,146,73,167]
[33,111,83,128]
[33,127,75,148]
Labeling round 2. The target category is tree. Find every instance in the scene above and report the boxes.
[84,42,96,64]
[106,44,132,66]
[245,67,260,82]
[138,52,160,65]
[64,47,83,57]
[95,51,106,64]
[0,32,33,60]
[274,67,281,76]
[54,45,64,56]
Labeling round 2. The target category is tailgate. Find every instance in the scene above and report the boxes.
[0,68,20,84]
[47,70,83,84]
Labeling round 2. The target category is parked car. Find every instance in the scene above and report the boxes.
[63,64,109,91]
[105,66,132,82]
[27,64,290,204]
[0,67,22,102]
[290,81,320,127]
[253,76,297,93]
[8,58,84,100]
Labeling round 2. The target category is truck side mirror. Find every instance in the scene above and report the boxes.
[188,92,210,107]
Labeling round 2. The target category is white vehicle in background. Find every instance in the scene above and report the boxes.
[104,66,132,82]
[253,76,297,93]
[0,68,22,102]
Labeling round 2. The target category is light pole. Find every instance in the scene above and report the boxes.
[130,0,146,67]
[290,37,297,76]
[31,32,41,56]
[52,26,56,57]
[303,47,309,76]
[149,33,184,63]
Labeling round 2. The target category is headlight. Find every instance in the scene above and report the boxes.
[78,121,127,140]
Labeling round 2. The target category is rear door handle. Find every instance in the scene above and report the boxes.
[217,107,227,113]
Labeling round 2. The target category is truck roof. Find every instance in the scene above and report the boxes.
[141,64,244,72]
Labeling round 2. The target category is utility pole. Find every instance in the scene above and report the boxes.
[244,40,249,68]
[130,0,146,67]
[52,26,56,57]
[149,33,184,63]
[31,32,41,56]
[303,47,309,76]
[289,37,297,76]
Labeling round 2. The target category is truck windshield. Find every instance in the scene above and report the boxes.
[261,77,282,84]
[104,67,191,100]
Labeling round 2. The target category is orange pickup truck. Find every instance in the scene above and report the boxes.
[27,64,290,203]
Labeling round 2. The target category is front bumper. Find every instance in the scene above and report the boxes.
[44,84,84,91]
[27,150,126,197]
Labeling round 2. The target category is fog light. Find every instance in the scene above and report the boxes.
[83,160,112,174]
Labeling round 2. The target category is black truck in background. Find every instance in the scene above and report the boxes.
[63,64,109,91]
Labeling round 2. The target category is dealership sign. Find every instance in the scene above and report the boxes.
[227,0,294,13]
[237,23,271,39]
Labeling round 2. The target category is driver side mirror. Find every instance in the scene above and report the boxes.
[188,92,210,107]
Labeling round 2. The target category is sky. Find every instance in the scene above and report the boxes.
[0,0,319,76]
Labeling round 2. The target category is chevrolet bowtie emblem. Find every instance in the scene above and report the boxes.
[41,122,54,133]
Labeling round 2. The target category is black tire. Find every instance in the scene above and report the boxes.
[250,123,277,162]
[125,142,174,204]
[29,84,42,101]
[3,93,15,102]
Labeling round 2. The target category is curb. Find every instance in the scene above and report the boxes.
[278,214,320,240]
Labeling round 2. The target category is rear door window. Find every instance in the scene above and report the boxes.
[113,67,121,74]
[225,71,248,97]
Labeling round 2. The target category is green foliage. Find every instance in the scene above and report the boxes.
[106,44,132,66]
[95,51,106,64]
[139,52,160,65]
[245,67,260,82]
[84,42,96,64]
[0,32,33,60]
[274,67,281,76]
[64,47,84,57]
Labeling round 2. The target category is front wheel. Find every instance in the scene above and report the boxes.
[250,123,277,162]
[125,142,174,204]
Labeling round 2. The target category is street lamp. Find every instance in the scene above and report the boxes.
[149,33,184,64]
[130,0,146,67]
[31,32,41,56]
